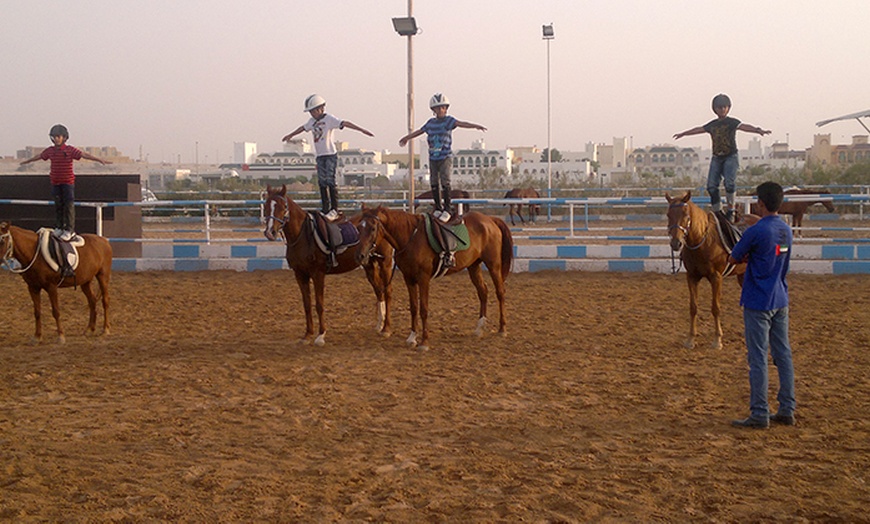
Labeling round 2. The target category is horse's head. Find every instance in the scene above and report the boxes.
[355,206,385,266]
[665,191,693,252]
[263,185,289,241]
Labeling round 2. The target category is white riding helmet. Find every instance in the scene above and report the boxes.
[303,94,326,112]
[429,93,450,109]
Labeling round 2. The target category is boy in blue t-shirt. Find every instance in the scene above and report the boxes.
[728,181,795,429]
[399,93,486,222]
[674,94,770,221]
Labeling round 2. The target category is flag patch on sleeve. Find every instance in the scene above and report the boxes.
[776,244,789,256]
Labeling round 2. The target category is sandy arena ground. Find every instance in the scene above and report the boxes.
[1,268,868,522]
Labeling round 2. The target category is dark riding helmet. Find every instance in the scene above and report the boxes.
[711,94,731,110]
[49,124,69,139]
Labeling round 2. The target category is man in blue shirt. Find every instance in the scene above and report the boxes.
[728,181,796,428]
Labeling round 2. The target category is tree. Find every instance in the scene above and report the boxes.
[540,148,562,163]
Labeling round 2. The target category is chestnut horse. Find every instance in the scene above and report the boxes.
[355,205,513,350]
[504,187,541,225]
[751,188,834,233]
[262,185,394,345]
[0,221,112,343]
[665,192,752,350]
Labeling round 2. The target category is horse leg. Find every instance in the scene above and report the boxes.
[97,270,111,335]
[685,276,699,349]
[467,262,489,337]
[518,205,526,224]
[491,262,508,335]
[417,276,432,351]
[293,271,315,343]
[508,205,516,226]
[378,261,393,337]
[81,281,98,335]
[46,286,65,344]
[312,271,327,347]
[710,274,724,350]
[404,275,420,348]
[27,285,43,343]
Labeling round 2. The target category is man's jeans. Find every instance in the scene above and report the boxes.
[706,153,738,211]
[744,306,796,419]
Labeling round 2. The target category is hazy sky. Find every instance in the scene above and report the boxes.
[2,0,867,164]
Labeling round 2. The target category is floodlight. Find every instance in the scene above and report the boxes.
[542,24,554,39]
[392,17,418,36]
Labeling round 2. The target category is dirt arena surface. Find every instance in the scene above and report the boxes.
[1,269,868,522]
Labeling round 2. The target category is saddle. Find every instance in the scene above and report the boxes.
[37,228,84,277]
[424,212,471,278]
[712,210,747,277]
[309,211,359,269]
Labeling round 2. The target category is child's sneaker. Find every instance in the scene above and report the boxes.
[60,230,75,242]
[438,211,451,223]
[432,210,442,219]
[325,209,339,221]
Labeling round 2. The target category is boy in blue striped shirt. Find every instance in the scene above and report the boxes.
[399,93,486,222]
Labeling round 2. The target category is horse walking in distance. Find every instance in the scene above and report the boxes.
[504,187,541,225]
[355,205,513,351]
[0,221,112,344]
[262,185,395,345]
[750,188,834,234]
[665,192,756,350]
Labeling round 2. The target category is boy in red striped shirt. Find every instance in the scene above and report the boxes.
[20,124,111,241]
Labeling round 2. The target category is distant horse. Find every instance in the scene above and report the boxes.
[416,189,471,211]
[355,205,513,350]
[750,188,834,233]
[262,185,394,345]
[0,221,112,344]
[504,187,541,225]
[665,192,754,350]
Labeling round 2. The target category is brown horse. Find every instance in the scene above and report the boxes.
[262,185,394,345]
[665,192,752,350]
[0,221,112,344]
[504,187,541,225]
[416,189,471,211]
[355,205,513,350]
[750,188,834,233]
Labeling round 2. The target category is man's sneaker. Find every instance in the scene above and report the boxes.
[770,413,796,426]
[438,211,451,223]
[731,416,769,429]
[324,209,339,221]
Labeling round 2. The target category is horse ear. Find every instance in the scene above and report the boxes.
[683,191,692,203]
[665,192,671,203]
[280,184,287,196]
[361,202,368,210]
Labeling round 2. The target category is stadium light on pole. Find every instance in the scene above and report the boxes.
[393,8,419,213]
[543,23,554,221]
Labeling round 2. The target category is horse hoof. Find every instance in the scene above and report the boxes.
[406,332,417,347]
[711,340,722,350]
[684,340,695,349]
[379,330,392,338]
[57,335,66,345]
[314,334,326,347]
[416,344,430,352]
[298,338,311,346]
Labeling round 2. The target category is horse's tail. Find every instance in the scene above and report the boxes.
[496,218,514,279]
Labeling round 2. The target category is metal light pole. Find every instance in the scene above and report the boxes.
[543,24,554,220]
[393,6,418,213]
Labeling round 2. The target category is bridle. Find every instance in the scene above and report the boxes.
[0,230,39,274]
[667,202,708,252]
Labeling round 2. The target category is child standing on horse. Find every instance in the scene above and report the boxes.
[282,94,374,222]
[728,181,795,429]
[19,124,111,241]
[399,93,487,223]
[673,94,770,220]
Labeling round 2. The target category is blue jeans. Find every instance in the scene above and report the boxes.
[316,154,338,188]
[743,307,796,419]
[706,153,738,211]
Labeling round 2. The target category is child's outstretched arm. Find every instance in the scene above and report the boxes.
[19,154,41,166]
[455,120,487,132]
[81,152,111,165]
[398,128,425,147]
[282,125,306,142]
[737,123,771,136]
[673,126,706,139]
[341,121,374,137]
